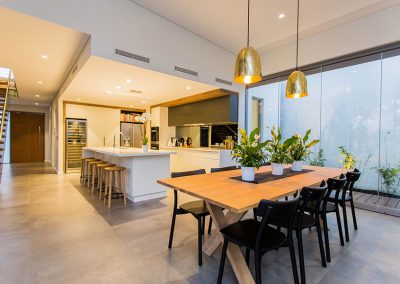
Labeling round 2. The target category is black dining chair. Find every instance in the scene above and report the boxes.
[168,169,211,265]
[268,181,328,284]
[210,165,239,173]
[217,197,300,284]
[328,169,361,242]
[307,175,347,262]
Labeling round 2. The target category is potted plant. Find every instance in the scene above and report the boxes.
[289,129,320,171]
[265,127,296,175]
[231,128,267,181]
[338,146,356,169]
[135,112,152,152]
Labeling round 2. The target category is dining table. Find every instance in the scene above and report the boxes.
[158,165,345,284]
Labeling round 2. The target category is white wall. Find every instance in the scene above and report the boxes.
[7,104,51,162]
[261,4,400,75]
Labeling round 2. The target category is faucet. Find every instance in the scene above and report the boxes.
[113,134,116,148]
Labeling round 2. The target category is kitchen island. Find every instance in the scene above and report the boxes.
[83,147,176,202]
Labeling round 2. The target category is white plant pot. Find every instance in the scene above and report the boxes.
[142,145,149,152]
[291,160,303,172]
[241,167,255,182]
[271,163,284,175]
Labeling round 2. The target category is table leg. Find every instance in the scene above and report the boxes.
[205,202,254,284]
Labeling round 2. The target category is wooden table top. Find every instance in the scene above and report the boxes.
[158,165,346,213]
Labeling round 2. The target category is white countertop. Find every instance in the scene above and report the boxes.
[83,147,176,157]
[160,146,232,153]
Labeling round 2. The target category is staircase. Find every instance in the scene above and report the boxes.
[0,69,19,182]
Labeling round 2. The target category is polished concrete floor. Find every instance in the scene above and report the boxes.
[0,163,399,283]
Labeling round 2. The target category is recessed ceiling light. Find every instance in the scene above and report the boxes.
[34,102,39,106]
[76,98,81,101]
[186,86,191,90]
[41,55,48,59]
[129,104,134,107]
[278,13,285,19]
[35,94,40,97]
[106,90,112,94]
[141,100,146,104]
[126,79,132,83]
[115,86,121,89]
[37,81,43,85]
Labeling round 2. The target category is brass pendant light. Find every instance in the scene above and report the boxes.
[234,0,262,85]
[286,0,308,98]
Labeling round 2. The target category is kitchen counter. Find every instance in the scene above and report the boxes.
[83,147,176,157]
[160,146,231,153]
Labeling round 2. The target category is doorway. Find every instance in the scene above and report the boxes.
[10,111,45,163]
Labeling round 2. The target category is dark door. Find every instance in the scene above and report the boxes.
[10,111,45,163]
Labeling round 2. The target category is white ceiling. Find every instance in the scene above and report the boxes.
[62,56,218,109]
[131,0,400,53]
[0,7,89,106]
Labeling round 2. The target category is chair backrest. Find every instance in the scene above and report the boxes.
[297,180,328,227]
[325,174,347,204]
[342,168,361,200]
[255,197,300,249]
[171,169,206,178]
[210,166,239,173]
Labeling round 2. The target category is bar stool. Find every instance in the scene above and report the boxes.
[91,160,107,195]
[81,158,95,185]
[104,166,127,208]
[96,162,116,200]
[86,159,102,189]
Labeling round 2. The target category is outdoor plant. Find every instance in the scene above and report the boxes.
[308,148,326,167]
[289,129,320,161]
[376,165,400,195]
[231,128,268,169]
[265,127,296,164]
[338,146,357,169]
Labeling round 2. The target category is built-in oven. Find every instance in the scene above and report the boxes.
[151,127,159,150]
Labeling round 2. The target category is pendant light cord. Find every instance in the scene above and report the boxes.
[295,0,300,70]
[247,0,250,46]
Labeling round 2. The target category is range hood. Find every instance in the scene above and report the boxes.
[168,94,238,126]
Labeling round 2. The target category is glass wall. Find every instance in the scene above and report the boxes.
[247,50,400,201]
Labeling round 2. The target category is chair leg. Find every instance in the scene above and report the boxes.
[201,216,205,236]
[253,208,257,221]
[296,230,306,284]
[217,238,229,284]
[289,237,300,284]
[322,213,331,262]
[197,217,203,266]
[255,250,262,284]
[350,199,358,230]
[342,204,350,242]
[168,191,178,249]
[315,216,327,267]
[335,208,345,246]
[208,217,212,234]
[245,248,250,266]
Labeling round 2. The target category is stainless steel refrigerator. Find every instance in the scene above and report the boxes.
[120,122,142,148]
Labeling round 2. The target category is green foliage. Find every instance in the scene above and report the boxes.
[376,165,400,195]
[231,128,268,169]
[142,136,149,145]
[338,146,357,169]
[265,127,296,164]
[289,129,320,161]
[308,148,326,167]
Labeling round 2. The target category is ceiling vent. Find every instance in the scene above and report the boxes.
[215,78,232,86]
[174,66,198,77]
[115,49,150,63]
[128,89,143,95]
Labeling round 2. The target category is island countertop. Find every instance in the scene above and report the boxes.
[83,147,176,157]
[160,146,232,153]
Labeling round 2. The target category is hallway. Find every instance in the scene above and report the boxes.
[0,163,399,283]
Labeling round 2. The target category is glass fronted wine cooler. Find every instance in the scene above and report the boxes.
[65,118,87,173]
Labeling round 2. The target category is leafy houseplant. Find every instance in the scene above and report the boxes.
[376,165,400,195]
[135,112,152,152]
[289,129,320,171]
[265,127,296,175]
[308,148,326,167]
[232,128,268,181]
[338,146,356,169]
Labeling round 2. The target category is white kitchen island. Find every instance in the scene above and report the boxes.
[83,147,176,202]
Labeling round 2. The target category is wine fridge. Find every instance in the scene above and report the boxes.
[65,118,87,173]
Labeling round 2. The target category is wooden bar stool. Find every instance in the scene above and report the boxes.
[96,162,116,200]
[91,160,107,195]
[104,166,127,208]
[86,159,102,189]
[82,158,95,185]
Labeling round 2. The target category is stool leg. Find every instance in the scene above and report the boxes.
[122,170,127,205]
[80,160,84,183]
[98,168,103,200]
[104,171,108,204]
[108,171,113,208]
[91,165,96,194]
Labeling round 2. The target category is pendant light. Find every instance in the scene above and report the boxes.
[286,0,308,98]
[234,0,262,85]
